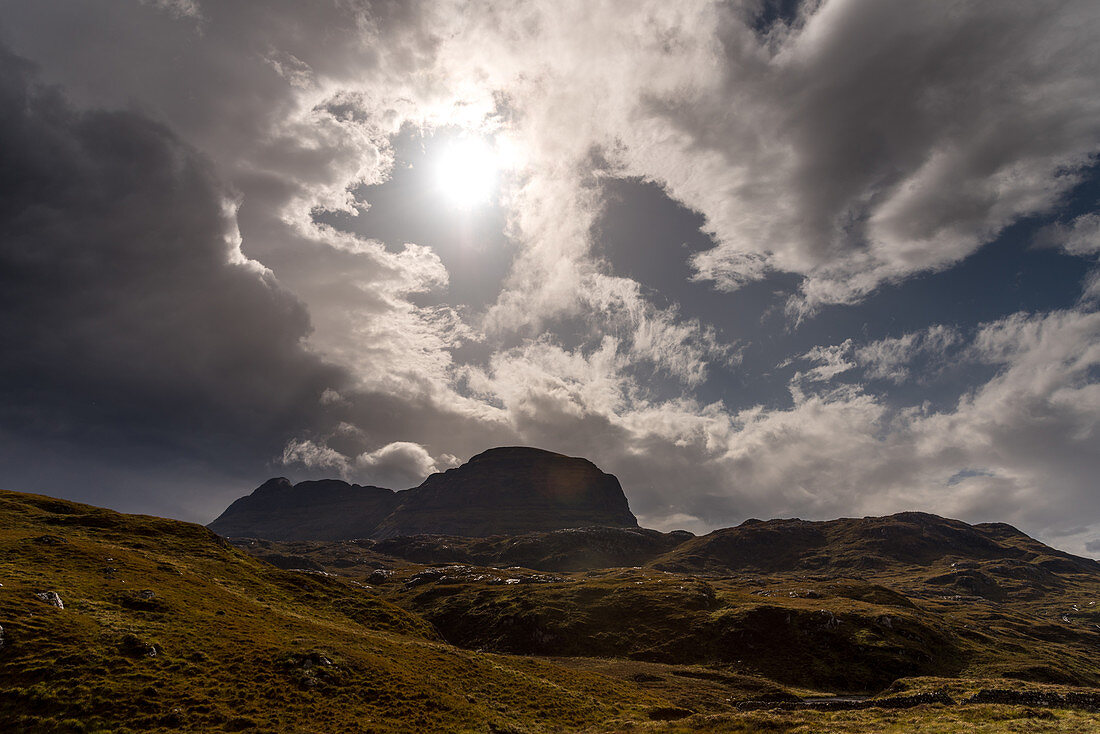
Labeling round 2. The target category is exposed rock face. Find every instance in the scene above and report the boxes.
[208,447,638,541]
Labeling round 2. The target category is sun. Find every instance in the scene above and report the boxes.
[433,137,500,210]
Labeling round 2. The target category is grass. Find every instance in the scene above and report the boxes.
[0,491,662,732]
[3,489,1100,732]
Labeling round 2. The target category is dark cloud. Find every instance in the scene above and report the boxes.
[0,47,345,503]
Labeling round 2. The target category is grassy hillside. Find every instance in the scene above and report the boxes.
[0,490,661,733]
[5,489,1100,733]
[371,566,1100,692]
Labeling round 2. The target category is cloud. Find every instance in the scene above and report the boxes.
[281,436,462,489]
[0,42,495,517]
[672,0,1100,309]
[3,1,1100,560]
[789,340,856,383]
[454,304,1100,554]
[855,325,960,384]
[0,47,341,459]
[281,439,350,476]
[354,441,460,489]
[433,0,1100,310]
[1082,270,1100,307]
[1037,213,1100,257]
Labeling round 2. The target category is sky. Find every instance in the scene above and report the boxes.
[1,1,1100,555]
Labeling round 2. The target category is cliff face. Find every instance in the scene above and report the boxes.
[208,446,638,541]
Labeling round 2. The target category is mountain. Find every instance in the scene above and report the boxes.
[651,512,1100,577]
[208,446,638,541]
[205,477,397,540]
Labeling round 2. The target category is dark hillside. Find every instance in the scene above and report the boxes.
[653,512,1100,577]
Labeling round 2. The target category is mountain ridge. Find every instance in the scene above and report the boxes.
[208,446,639,540]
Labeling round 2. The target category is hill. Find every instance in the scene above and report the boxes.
[0,489,660,732]
[235,511,1100,693]
[7,487,1100,732]
[651,512,1100,578]
[208,447,638,541]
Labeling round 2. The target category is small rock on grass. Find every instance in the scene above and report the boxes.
[35,591,64,609]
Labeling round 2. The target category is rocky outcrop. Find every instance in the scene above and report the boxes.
[209,447,638,541]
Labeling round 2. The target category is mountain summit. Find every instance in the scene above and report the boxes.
[208,446,638,540]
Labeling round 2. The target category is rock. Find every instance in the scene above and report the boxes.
[367,569,393,584]
[405,569,445,588]
[35,591,63,608]
[0,624,5,647]
[814,609,840,631]
[116,589,166,611]
[32,535,66,545]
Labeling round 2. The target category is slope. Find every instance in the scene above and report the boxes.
[0,489,662,733]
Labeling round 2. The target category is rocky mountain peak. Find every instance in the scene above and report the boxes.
[209,446,638,541]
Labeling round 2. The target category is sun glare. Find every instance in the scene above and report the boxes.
[434,137,499,210]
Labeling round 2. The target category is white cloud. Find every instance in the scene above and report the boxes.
[282,439,350,475]
[1082,269,1100,307]
[353,441,459,489]
[855,325,960,383]
[446,0,1100,310]
[1038,213,1100,257]
[281,438,461,489]
[791,340,856,383]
